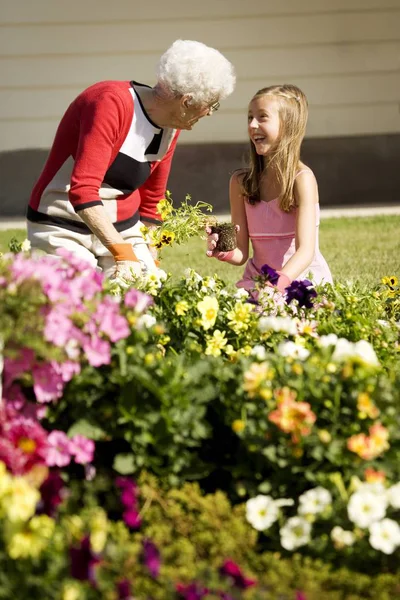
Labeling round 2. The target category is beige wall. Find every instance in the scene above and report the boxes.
[1,0,400,151]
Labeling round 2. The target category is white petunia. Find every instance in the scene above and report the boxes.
[250,345,268,361]
[20,239,31,252]
[278,341,310,361]
[136,314,157,329]
[234,288,250,299]
[347,490,387,529]
[258,316,297,335]
[331,526,356,547]
[280,516,312,551]
[246,495,280,531]
[387,482,400,509]
[369,519,400,554]
[331,338,379,367]
[298,487,332,515]
[317,333,339,348]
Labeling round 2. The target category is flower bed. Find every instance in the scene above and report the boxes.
[0,248,400,599]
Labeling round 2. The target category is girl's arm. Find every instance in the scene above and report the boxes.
[280,170,318,280]
[206,172,249,265]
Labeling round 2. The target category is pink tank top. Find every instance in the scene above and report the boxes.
[236,170,333,291]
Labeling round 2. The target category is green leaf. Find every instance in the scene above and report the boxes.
[113,453,136,475]
[67,419,107,441]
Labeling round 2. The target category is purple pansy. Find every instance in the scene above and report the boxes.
[260,264,279,285]
[285,279,317,308]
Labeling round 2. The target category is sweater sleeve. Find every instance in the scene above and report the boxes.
[138,131,180,223]
[69,92,126,211]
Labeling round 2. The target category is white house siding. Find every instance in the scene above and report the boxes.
[0,0,400,152]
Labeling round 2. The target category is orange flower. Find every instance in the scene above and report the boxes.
[347,423,389,460]
[357,392,379,419]
[268,397,316,443]
[364,468,386,484]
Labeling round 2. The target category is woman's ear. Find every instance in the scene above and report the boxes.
[182,94,193,109]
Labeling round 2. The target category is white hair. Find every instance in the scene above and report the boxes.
[156,39,236,105]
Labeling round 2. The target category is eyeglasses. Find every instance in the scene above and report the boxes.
[208,101,220,114]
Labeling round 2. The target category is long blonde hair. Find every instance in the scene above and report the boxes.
[241,84,308,212]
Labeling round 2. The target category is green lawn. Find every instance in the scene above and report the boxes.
[1,215,399,287]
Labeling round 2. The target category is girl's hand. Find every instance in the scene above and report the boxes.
[205,226,219,257]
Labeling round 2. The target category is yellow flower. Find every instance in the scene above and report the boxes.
[232,419,246,434]
[357,392,380,419]
[197,296,219,330]
[318,429,332,444]
[160,230,176,247]
[2,477,40,522]
[243,362,271,397]
[0,461,12,499]
[382,275,398,288]
[205,329,228,357]
[175,300,190,316]
[226,302,253,334]
[6,515,55,559]
[156,198,173,219]
[61,582,83,600]
[89,508,109,553]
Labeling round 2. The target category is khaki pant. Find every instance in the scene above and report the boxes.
[27,220,157,278]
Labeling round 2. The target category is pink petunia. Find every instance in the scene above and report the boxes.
[46,430,72,467]
[44,307,74,347]
[69,435,95,465]
[124,289,153,312]
[33,362,65,403]
[82,336,111,367]
[3,348,35,387]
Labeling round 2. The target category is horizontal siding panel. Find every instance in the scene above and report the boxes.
[2,1,400,24]
[1,104,399,151]
[1,11,400,57]
[1,41,400,89]
[1,73,398,119]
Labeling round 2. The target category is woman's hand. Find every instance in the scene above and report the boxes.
[205,225,240,260]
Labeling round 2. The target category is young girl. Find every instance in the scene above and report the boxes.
[206,84,332,296]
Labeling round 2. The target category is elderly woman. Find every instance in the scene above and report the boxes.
[27,40,235,279]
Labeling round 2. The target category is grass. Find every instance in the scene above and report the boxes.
[1,215,399,288]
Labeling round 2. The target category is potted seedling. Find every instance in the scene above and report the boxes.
[208,221,237,252]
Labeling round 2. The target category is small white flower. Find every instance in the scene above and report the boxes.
[250,345,267,361]
[377,319,389,328]
[387,482,400,509]
[278,341,310,361]
[156,268,167,282]
[136,314,157,329]
[331,338,379,367]
[275,498,295,508]
[347,490,387,528]
[246,495,280,531]
[331,526,355,547]
[317,333,339,348]
[369,519,400,554]
[280,516,312,551]
[353,340,380,367]
[298,487,332,515]
[258,316,297,335]
[219,289,229,297]
[20,239,31,252]
[234,288,249,299]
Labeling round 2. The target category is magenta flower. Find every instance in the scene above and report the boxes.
[46,431,72,467]
[38,470,65,517]
[219,559,256,590]
[123,508,142,530]
[296,592,307,600]
[0,437,27,474]
[7,416,49,472]
[124,289,153,312]
[32,362,65,403]
[142,538,161,578]
[117,579,132,599]
[69,435,95,465]
[44,307,74,347]
[175,582,210,599]
[93,297,130,342]
[54,360,81,383]
[70,535,101,585]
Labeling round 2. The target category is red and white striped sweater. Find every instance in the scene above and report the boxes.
[28,80,180,232]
